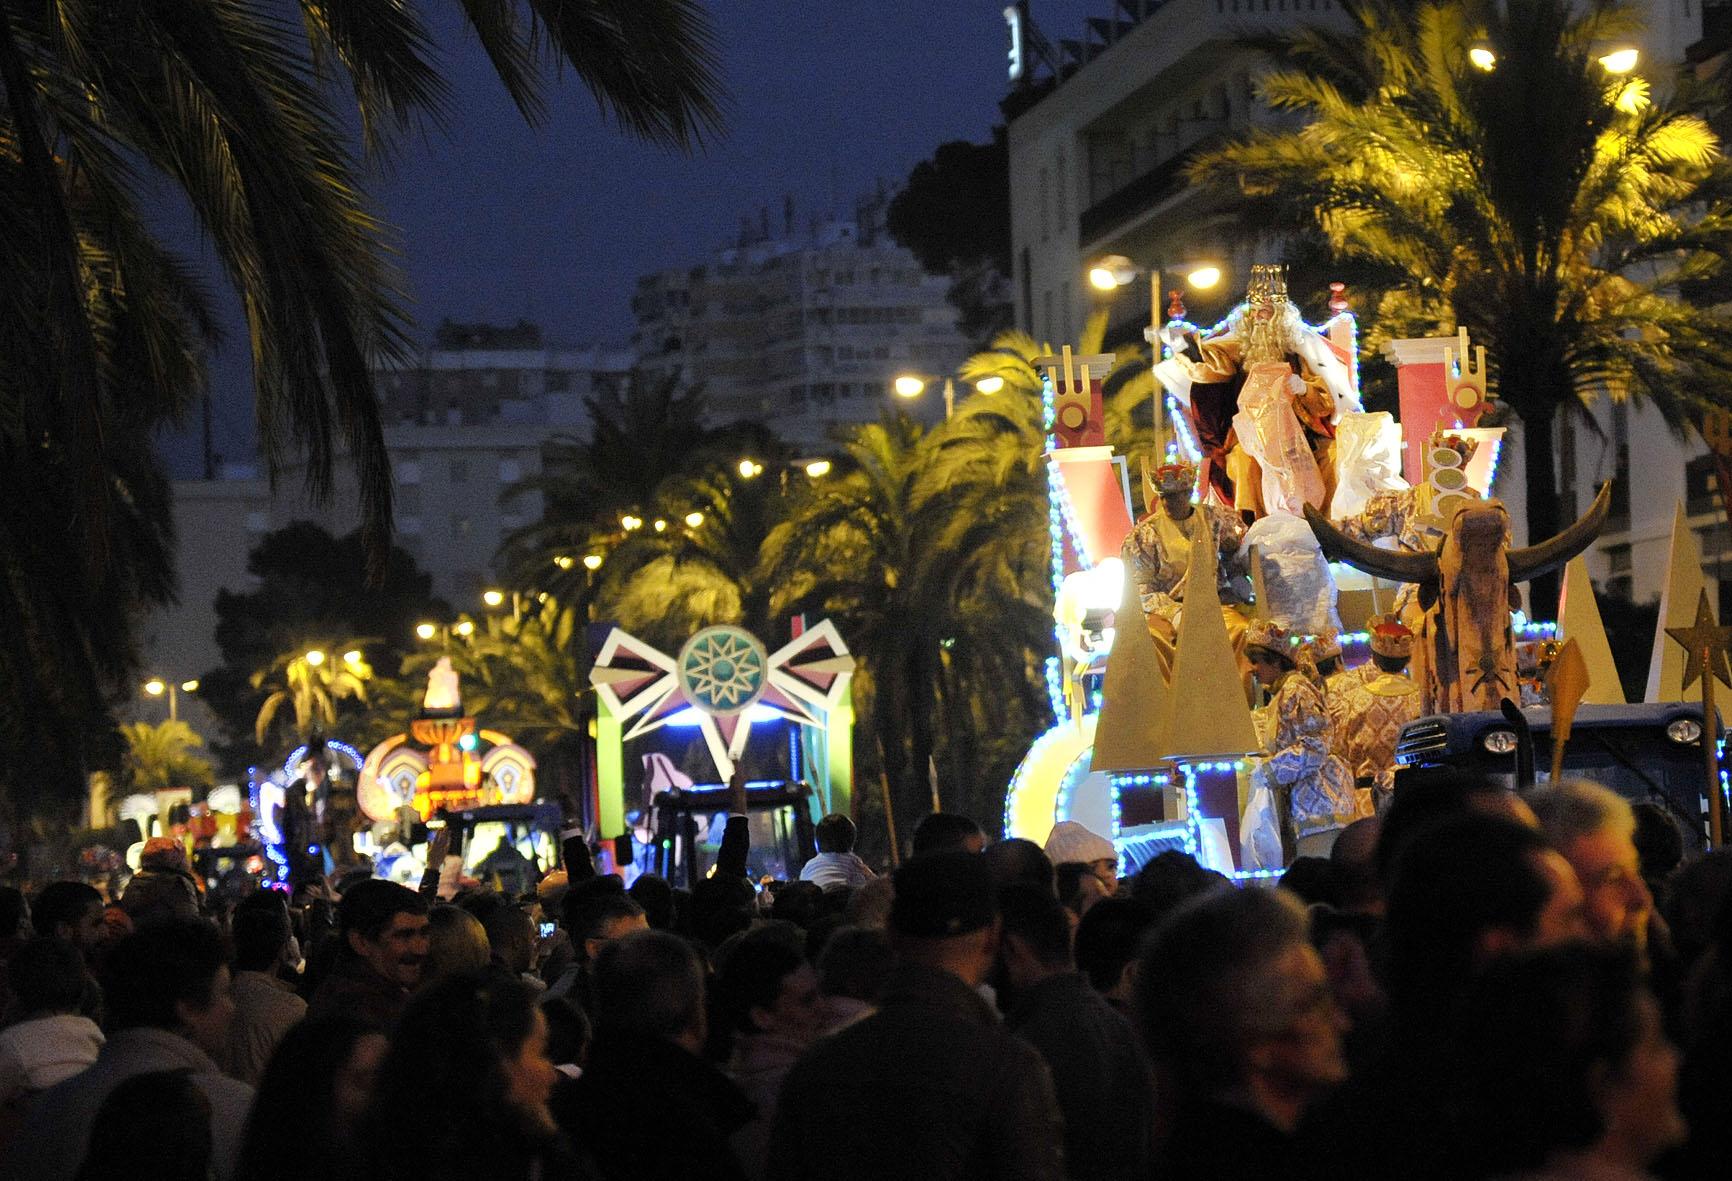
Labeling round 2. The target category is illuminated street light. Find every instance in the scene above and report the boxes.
[553,555,575,570]
[179,679,200,693]
[416,622,438,641]
[975,376,1005,395]
[342,650,364,668]
[1598,47,1639,73]
[143,678,167,697]
[304,649,326,667]
[482,589,506,608]
[653,519,668,533]
[739,459,764,479]
[893,374,925,398]
[805,459,833,478]
[453,620,474,638]
[583,554,603,571]
[684,511,705,528]
[1469,44,1496,70]
[1088,263,1122,292]
[142,676,196,721]
[621,514,643,531]
[1186,266,1222,290]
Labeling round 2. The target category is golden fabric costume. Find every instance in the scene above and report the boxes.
[1329,671,1421,796]
[1252,670,1371,850]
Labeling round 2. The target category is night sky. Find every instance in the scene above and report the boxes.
[161,1,1098,475]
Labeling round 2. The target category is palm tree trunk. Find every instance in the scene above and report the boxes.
[1519,402,1564,620]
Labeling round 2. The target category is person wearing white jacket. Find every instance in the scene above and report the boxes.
[0,938,104,1108]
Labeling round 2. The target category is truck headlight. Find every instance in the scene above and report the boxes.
[1667,718,1703,745]
[1481,729,1519,755]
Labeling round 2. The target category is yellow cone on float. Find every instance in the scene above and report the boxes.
[1647,502,1709,703]
[1559,555,1624,705]
[1093,557,1173,772]
[1156,514,1260,759]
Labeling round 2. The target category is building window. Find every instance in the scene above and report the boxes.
[450,458,468,484]
[499,458,522,485]
[246,511,267,533]
[398,485,420,512]
[397,459,421,485]
[1605,544,1632,574]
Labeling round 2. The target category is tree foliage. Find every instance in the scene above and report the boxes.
[887,132,1015,345]
[120,720,216,793]
[1193,0,1732,612]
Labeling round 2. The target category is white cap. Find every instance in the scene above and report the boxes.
[1043,820,1116,866]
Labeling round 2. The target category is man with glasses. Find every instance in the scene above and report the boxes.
[1528,780,1655,959]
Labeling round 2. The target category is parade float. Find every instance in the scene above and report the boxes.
[1003,265,1726,877]
[588,620,856,885]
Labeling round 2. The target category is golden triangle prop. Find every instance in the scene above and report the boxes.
[1545,638,1591,784]
[1093,562,1174,772]
[1664,589,1732,848]
[1155,514,1260,759]
[1646,502,1709,703]
[1559,556,1624,705]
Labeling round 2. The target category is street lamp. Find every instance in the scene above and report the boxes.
[482,589,506,608]
[1088,254,1222,321]
[738,458,765,479]
[142,677,200,723]
[304,649,326,667]
[803,459,833,478]
[1467,40,1638,74]
[891,372,1003,420]
[684,511,705,528]
[583,553,604,571]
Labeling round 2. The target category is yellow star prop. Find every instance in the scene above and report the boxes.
[1665,588,1732,691]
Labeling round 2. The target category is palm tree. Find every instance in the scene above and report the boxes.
[1192,0,1732,613]
[252,645,372,746]
[759,414,1054,842]
[120,720,216,793]
[2,0,724,813]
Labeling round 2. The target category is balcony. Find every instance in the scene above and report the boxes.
[1078,134,1223,247]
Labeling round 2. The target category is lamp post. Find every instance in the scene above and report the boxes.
[415,619,475,652]
[890,372,1003,421]
[142,677,200,723]
[1089,256,1222,452]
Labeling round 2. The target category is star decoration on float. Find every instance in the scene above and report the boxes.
[1665,588,1732,691]
[678,627,767,715]
[589,621,856,780]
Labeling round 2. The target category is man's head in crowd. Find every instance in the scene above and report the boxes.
[911,812,987,857]
[8,937,90,1019]
[816,925,895,1003]
[592,930,708,1054]
[1137,887,1347,1132]
[483,904,538,976]
[1075,896,1158,1005]
[1375,771,1539,888]
[1528,780,1654,952]
[816,813,859,855]
[1330,816,1383,916]
[337,879,430,991]
[890,851,1000,987]
[33,881,106,953]
[232,899,294,975]
[562,877,648,964]
[997,882,1075,993]
[983,838,1056,894]
[1129,850,1225,920]
[714,927,824,1046]
[102,920,235,1060]
[1385,813,1586,1010]
[1460,944,1686,1175]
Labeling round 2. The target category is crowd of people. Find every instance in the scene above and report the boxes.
[0,770,1729,1180]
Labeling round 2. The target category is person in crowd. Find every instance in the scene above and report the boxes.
[1074,896,1158,1010]
[800,813,876,891]
[768,851,1064,1181]
[30,882,106,962]
[8,920,252,1181]
[1460,944,1686,1180]
[1043,820,1118,896]
[542,996,591,1080]
[714,928,825,1179]
[224,898,307,1085]
[1631,802,1685,912]
[844,875,895,929]
[1294,813,1589,1180]
[1529,780,1656,957]
[814,924,894,1033]
[483,902,541,987]
[0,938,102,1108]
[999,883,1154,1181]
[119,837,202,927]
[556,930,753,1181]
[1278,857,1337,907]
[984,837,1056,894]
[626,872,676,930]
[0,887,28,1014]
[910,811,987,856]
[1129,849,1226,917]
[424,904,492,984]
[1372,769,1538,888]
[1328,816,1382,916]
[365,972,582,1181]
[1055,861,1112,918]
[72,1069,213,1181]
[306,878,428,1028]
[235,1015,386,1181]
[1138,887,1347,1179]
[546,878,646,1009]
[769,881,826,931]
